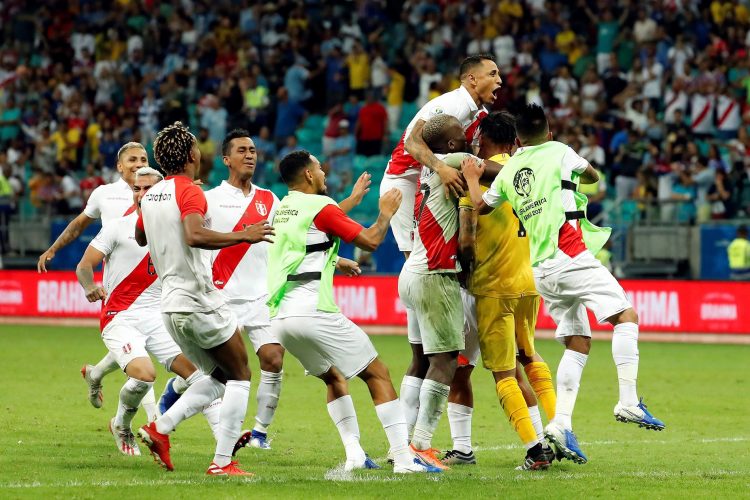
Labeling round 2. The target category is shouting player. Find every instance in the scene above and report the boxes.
[266,150,440,474]
[463,104,665,465]
[136,122,273,476]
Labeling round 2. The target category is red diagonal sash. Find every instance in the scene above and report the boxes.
[100,252,157,331]
[691,100,711,129]
[718,100,737,128]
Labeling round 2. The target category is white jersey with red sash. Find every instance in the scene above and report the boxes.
[663,89,688,124]
[90,212,160,331]
[690,93,714,134]
[716,94,741,132]
[205,181,279,302]
[83,177,135,225]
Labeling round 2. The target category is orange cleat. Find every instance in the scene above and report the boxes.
[409,444,450,470]
[206,461,255,476]
[138,422,173,471]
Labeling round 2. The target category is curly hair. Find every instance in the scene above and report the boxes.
[153,122,196,175]
[421,114,462,150]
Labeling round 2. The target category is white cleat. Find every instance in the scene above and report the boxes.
[81,364,103,408]
[614,399,666,431]
[109,418,141,456]
[394,457,443,474]
[344,454,380,472]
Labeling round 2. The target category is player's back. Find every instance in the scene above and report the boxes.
[84,177,135,225]
[140,175,224,313]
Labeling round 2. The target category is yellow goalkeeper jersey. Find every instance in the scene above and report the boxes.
[459,153,537,299]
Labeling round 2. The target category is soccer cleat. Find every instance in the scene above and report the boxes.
[541,444,557,463]
[442,449,477,465]
[206,461,254,476]
[614,399,666,431]
[81,364,103,408]
[515,445,551,471]
[249,430,271,450]
[138,422,174,471]
[544,422,587,464]
[344,454,381,472]
[233,430,253,456]
[394,456,443,474]
[109,418,141,456]
[157,377,182,415]
[409,444,450,470]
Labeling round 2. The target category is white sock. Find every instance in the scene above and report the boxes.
[213,380,251,467]
[91,351,119,381]
[446,402,473,453]
[399,375,423,437]
[172,376,189,394]
[140,387,159,422]
[411,379,449,451]
[327,395,365,462]
[156,374,225,435]
[115,378,153,429]
[554,349,588,430]
[612,322,640,407]
[202,398,222,441]
[374,399,411,467]
[528,405,544,442]
[254,370,282,434]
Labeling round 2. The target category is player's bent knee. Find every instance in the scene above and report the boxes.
[125,358,156,382]
[608,308,638,325]
[258,344,285,373]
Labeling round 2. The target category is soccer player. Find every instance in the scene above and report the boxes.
[397,114,475,469]
[75,167,217,456]
[463,104,665,465]
[380,54,502,438]
[136,122,273,476]
[266,150,439,474]
[37,142,160,421]
[453,111,557,470]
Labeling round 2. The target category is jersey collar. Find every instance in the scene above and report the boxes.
[220,180,256,199]
[458,85,482,115]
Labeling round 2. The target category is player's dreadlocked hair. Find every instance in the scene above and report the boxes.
[479,111,517,147]
[116,141,146,162]
[153,121,197,175]
[422,114,462,150]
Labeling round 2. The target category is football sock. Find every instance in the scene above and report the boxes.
[447,402,473,453]
[496,377,538,449]
[612,322,640,407]
[213,380,251,467]
[141,387,160,422]
[524,361,557,420]
[254,370,282,434]
[411,379,449,451]
[202,398,222,441]
[554,349,588,430]
[91,351,119,381]
[528,405,544,442]
[156,374,224,435]
[115,378,153,429]
[172,375,189,395]
[399,375,423,437]
[374,399,412,467]
[327,395,365,462]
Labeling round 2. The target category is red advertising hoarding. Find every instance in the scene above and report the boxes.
[1,271,748,334]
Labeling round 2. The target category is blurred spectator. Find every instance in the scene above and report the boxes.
[0,96,21,144]
[323,103,346,154]
[386,67,405,134]
[196,128,217,181]
[346,42,370,100]
[56,165,82,215]
[254,126,276,185]
[579,133,605,169]
[324,120,355,174]
[356,92,388,156]
[671,168,697,223]
[278,135,299,164]
[274,88,306,146]
[727,225,750,280]
[138,87,162,145]
[199,95,228,146]
[370,48,389,101]
[284,57,312,104]
[707,168,734,219]
[79,164,105,206]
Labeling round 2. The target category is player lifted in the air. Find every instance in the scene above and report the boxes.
[136,122,273,476]
[266,150,440,474]
[463,104,665,465]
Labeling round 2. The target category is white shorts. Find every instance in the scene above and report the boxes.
[227,298,279,353]
[101,312,182,372]
[534,251,631,344]
[161,304,238,375]
[271,312,378,379]
[459,288,480,367]
[380,173,418,252]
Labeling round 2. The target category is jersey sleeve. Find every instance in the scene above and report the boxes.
[313,204,364,243]
[483,175,507,208]
[176,183,208,220]
[82,185,103,219]
[89,223,117,256]
[564,146,589,174]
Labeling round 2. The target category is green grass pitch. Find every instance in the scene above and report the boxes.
[0,325,748,498]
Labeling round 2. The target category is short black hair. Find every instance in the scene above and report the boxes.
[479,111,516,147]
[279,150,313,185]
[459,54,495,79]
[222,129,252,156]
[514,104,549,144]
[739,225,749,238]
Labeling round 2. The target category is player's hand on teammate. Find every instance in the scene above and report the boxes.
[436,160,467,198]
[336,257,362,277]
[37,248,56,273]
[242,220,275,244]
[379,188,403,217]
[349,172,372,205]
[460,156,484,183]
[84,285,107,303]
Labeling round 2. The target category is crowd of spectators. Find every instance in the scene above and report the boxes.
[3,0,750,246]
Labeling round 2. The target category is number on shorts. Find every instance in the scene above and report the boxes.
[512,209,526,237]
[416,183,431,222]
[147,256,156,275]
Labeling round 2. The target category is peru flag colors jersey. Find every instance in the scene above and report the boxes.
[138,175,225,313]
[90,212,159,331]
[205,182,279,301]
[405,154,462,274]
[384,86,487,179]
[83,177,135,225]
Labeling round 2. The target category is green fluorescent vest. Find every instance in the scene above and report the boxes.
[492,141,611,266]
[266,191,341,317]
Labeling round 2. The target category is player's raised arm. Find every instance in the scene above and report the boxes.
[350,188,402,251]
[38,213,95,272]
[405,119,466,198]
[338,172,371,214]
[75,244,107,303]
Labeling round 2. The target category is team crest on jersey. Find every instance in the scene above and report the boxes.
[255,201,267,216]
[513,168,535,198]
[432,107,444,115]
